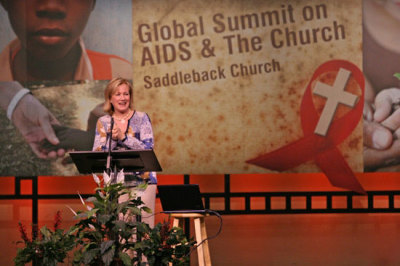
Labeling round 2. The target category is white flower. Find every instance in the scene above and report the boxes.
[116,169,125,184]
[97,190,106,199]
[103,171,112,186]
[78,191,92,211]
[66,205,77,216]
[92,173,101,185]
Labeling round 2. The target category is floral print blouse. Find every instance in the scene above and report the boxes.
[92,111,157,185]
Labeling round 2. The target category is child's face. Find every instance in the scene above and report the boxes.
[4,0,95,60]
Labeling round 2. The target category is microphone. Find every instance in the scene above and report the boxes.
[110,117,114,135]
[108,117,114,150]
[104,117,114,150]
[106,117,114,176]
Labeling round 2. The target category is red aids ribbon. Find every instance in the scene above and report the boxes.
[246,60,365,194]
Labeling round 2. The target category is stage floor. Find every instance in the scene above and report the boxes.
[198,213,400,266]
[3,204,400,265]
[2,173,400,265]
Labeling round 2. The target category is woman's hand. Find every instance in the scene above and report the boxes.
[111,126,125,141]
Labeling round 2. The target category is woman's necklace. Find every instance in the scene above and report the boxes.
[113,110,132,124]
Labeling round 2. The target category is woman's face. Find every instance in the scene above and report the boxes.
[110,84,131,114]
[3,0,95,61]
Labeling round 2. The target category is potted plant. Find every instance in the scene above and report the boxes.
[133,218,196,266]
[71,172,196,266]
[14,211,76,266]
[14,171,196,266]
[71,171,149,266]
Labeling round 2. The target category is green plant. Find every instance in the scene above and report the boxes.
[134,218,196,266]
[71,172,150,266]
[14,172,197,266]
[14,211,76,266]
[72,172,196,266]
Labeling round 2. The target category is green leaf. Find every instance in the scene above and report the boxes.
[76,212,89,219]
[87,208,99,217]
[100,240,115,254]
[117,201,130,213]
[394,73,400,80]
[67,226,79,235]
[73,250,83,264]
[82,248,100,264]
[137,183,148,190]
[102,245,115,266]
[133,241,146,249]
[127,206,141,216]
[141,206,152,214]
[113,220,127,231]
[85,196,97,203]
[40,225,52,238]
[119,251,132,266]
[98,214,112,224]
[135,222,149,235]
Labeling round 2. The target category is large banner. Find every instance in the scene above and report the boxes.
[0,81,107,176]
[362,0,400,173]
[132,0,363,178]
[7,0,400,192]
[0,0,132,176]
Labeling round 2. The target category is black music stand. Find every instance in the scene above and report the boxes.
[69,149,162,174]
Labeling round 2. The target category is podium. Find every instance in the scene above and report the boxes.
[69,149,162,174]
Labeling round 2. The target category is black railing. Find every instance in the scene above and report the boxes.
[201,190,400,214]
[2,175,400,225]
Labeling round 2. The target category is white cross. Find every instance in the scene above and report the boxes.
[313,68,358,136]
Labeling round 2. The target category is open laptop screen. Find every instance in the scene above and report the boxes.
[157,184,205,213]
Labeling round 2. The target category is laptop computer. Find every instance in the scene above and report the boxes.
[157,184,206,213]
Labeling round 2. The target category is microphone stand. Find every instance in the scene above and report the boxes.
[106,117,114,179]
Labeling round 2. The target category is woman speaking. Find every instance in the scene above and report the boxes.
[92,77,157,227]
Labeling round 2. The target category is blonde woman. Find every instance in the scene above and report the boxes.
[92,77,157,227]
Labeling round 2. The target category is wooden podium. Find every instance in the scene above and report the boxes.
[170,212,212,266]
